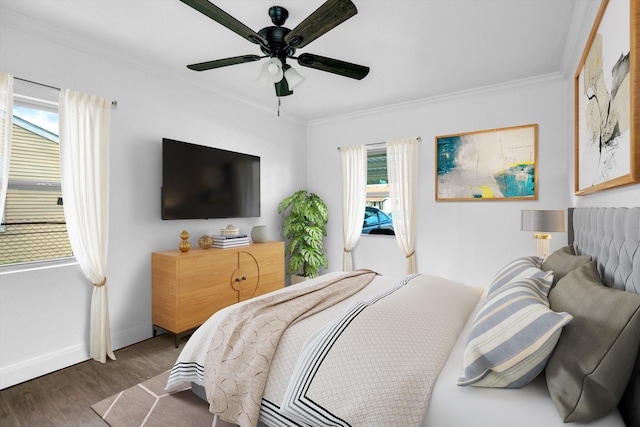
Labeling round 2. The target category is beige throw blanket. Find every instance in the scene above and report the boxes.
[203,270,378,427]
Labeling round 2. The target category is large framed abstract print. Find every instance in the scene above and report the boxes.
[435,124,538,201]
[575,0,639,195]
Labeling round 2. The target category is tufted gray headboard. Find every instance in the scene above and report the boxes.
[570,207,640,293]
[569,207,640,427]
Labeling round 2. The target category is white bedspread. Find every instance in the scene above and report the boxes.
[167,272,626,427]
[279,274,481,426]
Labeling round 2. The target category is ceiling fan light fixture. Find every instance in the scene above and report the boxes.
[267,61,280,75]
[259,57,283,86]
[284,66,305,90]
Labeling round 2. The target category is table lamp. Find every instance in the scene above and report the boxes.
[521,210,566,259]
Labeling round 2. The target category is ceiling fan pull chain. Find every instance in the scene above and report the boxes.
[278,97,281,117]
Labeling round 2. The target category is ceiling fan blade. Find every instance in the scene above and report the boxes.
[297,53,369,80]
[275,78,293,97]
[187,55,262,71]
[180,0,268,47]
[284,0,357,49]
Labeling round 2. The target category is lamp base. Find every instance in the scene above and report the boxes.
[533,233,552,259]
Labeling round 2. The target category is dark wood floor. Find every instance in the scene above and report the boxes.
[0,334,185,427]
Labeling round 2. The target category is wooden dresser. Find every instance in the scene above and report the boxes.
[151,241,284,346]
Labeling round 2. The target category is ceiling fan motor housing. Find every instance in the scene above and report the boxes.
[259,6,296,61]
[258,25,295,60]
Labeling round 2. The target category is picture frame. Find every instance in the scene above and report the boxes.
[574,0,638,195]
[435,124,538,201]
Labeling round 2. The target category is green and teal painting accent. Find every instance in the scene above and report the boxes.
[437,136,462,175]
[494,162,535,197]
[435,124,537,200]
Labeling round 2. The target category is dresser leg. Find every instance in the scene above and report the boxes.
[151,325,196,348]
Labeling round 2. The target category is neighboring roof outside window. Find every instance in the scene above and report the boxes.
[12,113,59,143]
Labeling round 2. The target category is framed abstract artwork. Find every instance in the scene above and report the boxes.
[574,0,638,195]
[435,124,538,201]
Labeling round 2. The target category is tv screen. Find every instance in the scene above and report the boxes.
[161,138,260,219]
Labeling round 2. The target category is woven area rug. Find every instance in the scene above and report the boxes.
[91,371,235,427]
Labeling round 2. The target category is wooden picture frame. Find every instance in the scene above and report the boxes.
[435,124,538,201]
[574,0,638,195]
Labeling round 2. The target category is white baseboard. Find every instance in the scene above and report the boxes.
[111,322,154,351]
[0,322,154,390]
[0,343,89,390]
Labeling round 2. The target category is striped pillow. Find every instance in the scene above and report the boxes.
[457,277,573,388]
[488,256,553,299]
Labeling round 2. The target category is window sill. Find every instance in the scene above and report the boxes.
[0,257,77,275]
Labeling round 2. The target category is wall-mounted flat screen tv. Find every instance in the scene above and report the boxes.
[161,138,260,219]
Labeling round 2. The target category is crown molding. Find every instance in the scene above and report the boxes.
[559,0,601,80]
[308,72,565,127]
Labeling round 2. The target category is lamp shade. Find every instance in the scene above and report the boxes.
[521,210,566,232]
[258,58,283,86]
[284,66,305,89]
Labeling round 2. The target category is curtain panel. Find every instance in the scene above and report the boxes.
[341,144,367,271]
[387,138,419,274]
[0,73,13,226]
[59,89,115,363]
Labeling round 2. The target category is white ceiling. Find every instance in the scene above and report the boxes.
[1,0,588,122]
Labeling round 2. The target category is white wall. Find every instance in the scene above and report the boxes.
[0,22,307,389]
[306,73,639,287]
[307,76,574,286]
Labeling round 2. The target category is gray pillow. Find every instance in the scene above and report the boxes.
[545,261,640,423]
[541,245,591,287]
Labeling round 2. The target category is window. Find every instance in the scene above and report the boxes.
[363,148,394,235]
[0,102,73,265]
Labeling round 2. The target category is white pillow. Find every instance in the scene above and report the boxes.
[488,256,552,299]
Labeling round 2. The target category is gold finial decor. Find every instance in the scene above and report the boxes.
[179,230,191,252]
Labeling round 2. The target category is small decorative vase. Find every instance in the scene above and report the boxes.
[251,225,269,243]
[179,230,190,252]
[198,235,212,249]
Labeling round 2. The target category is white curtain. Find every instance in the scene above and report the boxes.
[0,73,13,226]
[341,144,367,271]
[387,138,419,274]
[59,89,115,363]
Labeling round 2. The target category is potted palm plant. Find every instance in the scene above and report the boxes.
[278,190,329,282]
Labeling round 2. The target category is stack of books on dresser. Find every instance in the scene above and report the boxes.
[211,234,250,248]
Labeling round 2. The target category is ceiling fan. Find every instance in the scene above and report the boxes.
[179,0,370,97]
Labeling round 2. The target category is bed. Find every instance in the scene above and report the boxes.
[166,207,640,427]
